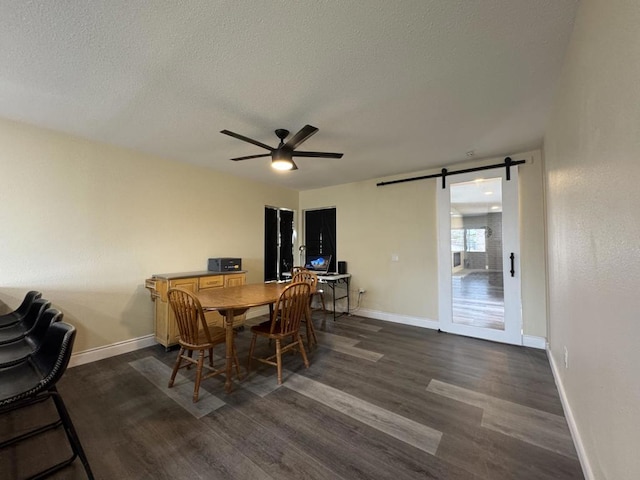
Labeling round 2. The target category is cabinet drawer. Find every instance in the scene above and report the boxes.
[224,274,246,287]
[199,275,224,289]
[169,278,197,291]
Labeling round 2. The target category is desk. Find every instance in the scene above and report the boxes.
[282,272,352,320]
[317,273,351,320]
[195,282,286,393]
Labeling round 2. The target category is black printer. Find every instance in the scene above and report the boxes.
[207,257,242,272]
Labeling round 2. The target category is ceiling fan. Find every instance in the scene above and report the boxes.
[220,125,343,171]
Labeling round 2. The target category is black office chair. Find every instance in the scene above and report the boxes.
[0,291,42,328]
[0,308,63,368]
[0,297,50,345]
[0,321,94,479]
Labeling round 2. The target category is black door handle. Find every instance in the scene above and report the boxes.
[510,253,515,277]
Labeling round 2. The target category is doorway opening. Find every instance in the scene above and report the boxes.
[264,207,295,282]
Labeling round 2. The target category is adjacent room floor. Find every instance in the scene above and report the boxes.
[453,270,505,330]
[0,312,583,479]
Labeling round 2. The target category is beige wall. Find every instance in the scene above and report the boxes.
[0,118,298,352]
[543,0,640,478]
[301,172,439,322]
[0,116,549,353]
[300,149,548,337]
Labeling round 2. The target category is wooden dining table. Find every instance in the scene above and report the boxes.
[195,282,287,393]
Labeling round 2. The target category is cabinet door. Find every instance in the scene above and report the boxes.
[199,275,226,328]
[205,273,247,328]
[225,273,246,327]
[167,278,198,345]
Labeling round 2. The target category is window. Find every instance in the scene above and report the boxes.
[465,228,486,252]
[304,208,336,273]
[451,227,487,253]
[451,229,464,251]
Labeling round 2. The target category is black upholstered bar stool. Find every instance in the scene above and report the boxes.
[0,308,63,368]
[0,298,50,345]
[0,291,42,328]
[0,321,94,479]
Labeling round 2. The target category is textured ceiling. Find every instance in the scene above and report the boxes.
[0,1,579,190]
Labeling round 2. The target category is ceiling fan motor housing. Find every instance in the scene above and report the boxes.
[275,129,290,142]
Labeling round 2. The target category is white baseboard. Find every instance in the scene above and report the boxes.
[522,335,546,349]
[547,347,593,480]
[356,309,546,351]
[69,306,272,368]
[69,334,156,368]
[356,308,440,330]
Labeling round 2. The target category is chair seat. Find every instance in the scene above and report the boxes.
[0,339,35,368]
[0,323,27,341]
[250,321,285,338]
[0,308,63,368]
[0,359,43,405]
[251,319,272,331]
[179,325,226,348]
[0,311,22,328]
[0,298,51,345]
[0,291,43,328]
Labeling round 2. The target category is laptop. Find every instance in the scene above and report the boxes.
[304,254,332,274]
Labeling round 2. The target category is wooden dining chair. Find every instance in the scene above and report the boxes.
[247,282,311,384]
[292,269,320,347]
[167,288,240,402]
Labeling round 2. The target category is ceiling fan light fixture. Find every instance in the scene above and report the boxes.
[221,125,342,171]
[271,150,294,171]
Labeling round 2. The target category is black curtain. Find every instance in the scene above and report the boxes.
[305,208,336,272]
[264,208,278,281]
[279,210,294,278]
[264,207,295,282]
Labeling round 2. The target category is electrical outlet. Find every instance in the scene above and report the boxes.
[564,346,569,368]
[358,288,366,294]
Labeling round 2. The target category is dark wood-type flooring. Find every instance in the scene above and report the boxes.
[453,271,505,330]
[0,311,583,479]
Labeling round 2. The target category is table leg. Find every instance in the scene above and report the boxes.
[346,276,350,315]
[224,310,235,393]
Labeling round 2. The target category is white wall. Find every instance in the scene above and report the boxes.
[543,0,640,478]
[300,149,548,337]
[0,118,298,352]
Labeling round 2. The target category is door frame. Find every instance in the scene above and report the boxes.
[437,167,522,345]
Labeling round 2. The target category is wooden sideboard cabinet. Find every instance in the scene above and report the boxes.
[145,271,247,348]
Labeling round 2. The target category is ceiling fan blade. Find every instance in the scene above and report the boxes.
[291,159,298,170]
[220,130,273,151]
[284,125,318,150]
[292,151,344,159]
[230,153,272,161]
